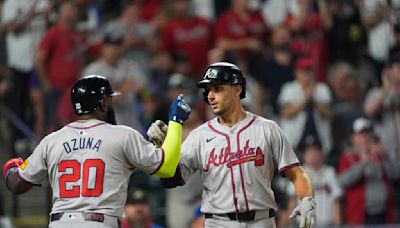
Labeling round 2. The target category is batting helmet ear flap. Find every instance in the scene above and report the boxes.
[239,81,246,99]
[202,88,210,105]
[98,97,107,112]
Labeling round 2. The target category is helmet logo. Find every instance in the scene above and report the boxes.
[205,68,218,79]
[75,103,82,114]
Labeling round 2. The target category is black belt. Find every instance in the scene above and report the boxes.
[51,212,105,222]
[205,209,275,222]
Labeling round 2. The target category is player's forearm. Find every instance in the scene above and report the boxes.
[154,121,182,178]
[293,173,313,199]
[286,166,313,199]
[6,171,33,194]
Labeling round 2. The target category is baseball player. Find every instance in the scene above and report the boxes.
[3,75,191,228]
[147,62,316,228]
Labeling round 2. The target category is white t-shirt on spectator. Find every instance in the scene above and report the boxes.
[278,81,332,153]
[260,0,298,28]
[1,0,49,72]
[362,0,395,61]
[304,165,342,225]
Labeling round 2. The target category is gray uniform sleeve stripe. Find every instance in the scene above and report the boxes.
[278,162,300,174]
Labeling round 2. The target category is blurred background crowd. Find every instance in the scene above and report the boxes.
[0,0,400,227]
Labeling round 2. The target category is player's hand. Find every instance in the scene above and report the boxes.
[168,94,191,124]
[289,197,316,228]
[3,157,24,176]
[147,120,168,148]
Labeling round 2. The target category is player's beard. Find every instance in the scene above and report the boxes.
[106,107,117,125]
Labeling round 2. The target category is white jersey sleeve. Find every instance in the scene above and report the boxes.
[179,130,201,183]
[18,137,49,185]
[269,122,300,173]
[123,128,164,174]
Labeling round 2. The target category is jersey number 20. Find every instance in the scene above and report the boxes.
[58,159,105,198]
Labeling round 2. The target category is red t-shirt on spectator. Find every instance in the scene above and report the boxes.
[215,9,268,43]
[161,17,213,78]
[138,0,163,21]
[39,25,83,90]
[285,13,328,82]
[338,150,394,225]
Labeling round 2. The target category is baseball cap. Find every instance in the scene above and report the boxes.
[352,117,373,133]
[126,189,148,205]
[295,57,315,70]
[103,33,123,45]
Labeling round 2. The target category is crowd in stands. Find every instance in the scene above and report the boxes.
[1,0,400,227]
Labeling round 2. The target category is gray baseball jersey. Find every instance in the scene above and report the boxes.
[18,119,163,218]
[179,112,299,214]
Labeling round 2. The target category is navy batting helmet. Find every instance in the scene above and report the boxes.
[71,75,120,116]
[198,62,246,104]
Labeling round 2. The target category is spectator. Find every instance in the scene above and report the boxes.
[122,189,163,228]
[160,0,213,79]
[326,0,366,64]
[389,22,400,58]
[278,57,333,154]
[328,62,364,165]
[83,33,146,128]
[338,117,399,225]
[327,62,354,103]
[364,53,400,163]
[215,0,268,76]
[302,137,342,226]
[36,0,83,131]
[285,0,332,82]
[260,0,292,28]
[73,0,100,33]
[102,2,154,69]
[154,72,196,123]
[254,26,295,118]
[361,0,395,82]
[138,92,159,136]
[192,0,215,21]
[147,51,173,96]
[2,0,50,151]
[137,0,164,22]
